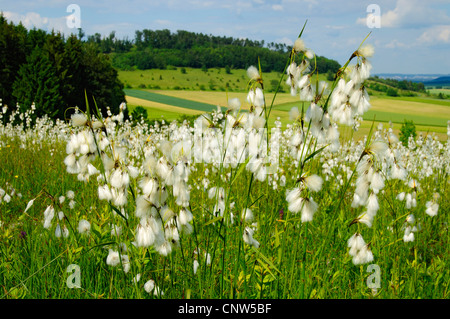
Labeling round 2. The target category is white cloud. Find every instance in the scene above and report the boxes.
[384,39,409,49]
[3,11,49,29]
[154,19,172,26]
[417,25,450,44]
[3,11,75,35]
[356,0,450,28]
[272,4,283,11]
[276,36,293,46]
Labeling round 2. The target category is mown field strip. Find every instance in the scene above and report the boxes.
[150,90,300,108]
[362,110,447,127]
[369,97,450,116]
[389,96,450,107]
[125,96,203,118]
[124,89,226,112]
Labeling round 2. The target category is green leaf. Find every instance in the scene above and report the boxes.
[302,144,328,166]
[203,215,223,226]
[81,241,116,256]
[251,246,282,278]
[298,20,308,39]
[109,203,128,224]
[231,160,249,186]
[91,222,102,240]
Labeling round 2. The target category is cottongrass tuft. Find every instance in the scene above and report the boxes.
[78,219,91,234]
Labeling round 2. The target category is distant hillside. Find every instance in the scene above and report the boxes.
[374,73,446,83]
[367,76,426,95]
[83,28,342,74]
[422,76,450,86]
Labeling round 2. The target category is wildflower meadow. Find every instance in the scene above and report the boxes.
[0,31,448,301]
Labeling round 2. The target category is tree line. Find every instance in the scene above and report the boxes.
[83,28,341,74]
[0,15,125,122]
[368,76,426,93]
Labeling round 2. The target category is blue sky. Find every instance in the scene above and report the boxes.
[2,0,450,74]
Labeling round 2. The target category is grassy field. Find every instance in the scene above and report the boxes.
[119,67,295,92]
[428,88,450,96]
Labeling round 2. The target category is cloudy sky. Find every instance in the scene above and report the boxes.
[2,0,450,74]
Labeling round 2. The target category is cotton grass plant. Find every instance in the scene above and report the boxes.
[0,27,449,299]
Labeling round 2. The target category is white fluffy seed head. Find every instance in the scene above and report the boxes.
[347,233,366,253]
[228,98,241,111]
[78,219,91,234]
[98,184,112,202]
[357,211,374,228]
[71,113,87,127]
[193,260,199,274]
[246,65,260,80]
[352,246,373,265]
[425,201,439,217]
[368,140,388,158]
[106,249,120,266]
[144,280,155,293]
[178,208,193,225]
[301,197,318,223]
[243,226,260,248]
[358,44,374,58]
[289,107,300,121]
[304,174,323,192]
[293,38,306,52]
[241,208,254,222]
[135,219,156,247]
[366,193,379,214]
[305,49,314,59]
[370,171,385,193]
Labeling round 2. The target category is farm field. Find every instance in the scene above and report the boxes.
[123,85,450,141]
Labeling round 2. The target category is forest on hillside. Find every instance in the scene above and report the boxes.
[368,76,426,93]
[84,28,342,74]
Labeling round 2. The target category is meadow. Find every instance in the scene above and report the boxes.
[428,88,450,96]
[0,39,449,300]
[118,67,303,93]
